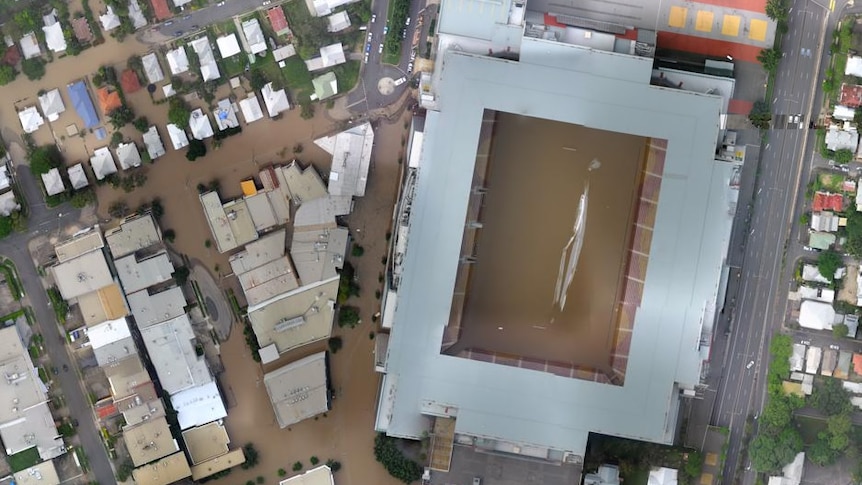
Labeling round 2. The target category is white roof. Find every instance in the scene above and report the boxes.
[0,192,19,218]
[189,109,214,140]
[278,465,335,485]
[767,452,804,485]
[128,0,148,29]
[140,314,213,394]
[0,165,10,192]
[279,161,328,205]
[190,37,220,81]
[40,168,65,196]
[51,249,113,300]
[264,351,330,427]
[166,46,190,75]
[327,11,351,32]
[13,461,60,485]
[810,211,839,232]
[241,18,267,54]
[116,142,142,170]
[835,105,856,121]
[100,6,122,31]
[799,300,839,330]
[216,34,241,58]
[239,94,264,124]
[90,147,118,180]
[648,468,678,485]
[143,126,166,160]
[293,194,352,227]
[115,251,174,294]
[214,99,239,130]
[105,213,161,258]
[18,106,44,134]
[305,43,346,71]
[88,317,132,349]
[142,53,165,84]
[173,0,192,5]
[261,82,290,117]
[163,83,176,98]
[38,89,66,121]
[43,22,66,53]
[273,44,297,62]
[290,226,348,284]
[315,122,374,197]
[310,0,356,16]
[167,123,189,149]
[127,286,187,329]
[847,55,862,77]
[170,381,227,430]
[805,347,822,374]
[790,344,806,372]
[68,164,89,190]
[826,126,859,152]
[19,32,41,59]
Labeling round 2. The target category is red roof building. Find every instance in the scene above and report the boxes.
[120,69,142,93]
[813,191,844,212]
[854,354,862,375]
[71,17,94,43]
[840,84,862,108]
[268,7,289,34]
[2,45,20,66]
[97,86,123,115]
[150,0,172,21]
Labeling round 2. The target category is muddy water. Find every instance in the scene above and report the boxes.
[454,112,647,368]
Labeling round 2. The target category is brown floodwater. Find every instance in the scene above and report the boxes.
[448,111,648,370]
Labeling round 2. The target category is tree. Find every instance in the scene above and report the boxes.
[834,148,854,164]
[338,306,360,327]
[21,58,45,81]
[70,189,96,208]
[760,395,795,430]
[28,146,62,175]
[827,412,852,450]
[110,131,124,148]
[817,250,842,282]
[833,322,850,338]
[186,139,206,161]
[108,201,128,219]
[757,48,781,73]
[116,459,134,482]
[328,336,343,354]
[293,461,303,471]
[310,456,319,465]
[109,106,134,129]
[808,433,840,466]
[249,69,268,91]
[765,0,789,23]
[749,427,803,473]
[749,100,772,129]
[326,459,341,472]
[241,443,259,469]
[133,117,149,132]
[812,377,852,416]
[373,433,423,483]
[172,266,189,285]
[168,98,191,129]
[163,229,176,243]
[0,65,16,85]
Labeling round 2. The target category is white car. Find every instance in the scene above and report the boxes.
[262,0,271,4]
[364,52,369,63]
[830,344,840,350]
[394,76,406,86]
[746,361,754,370]
[372,14,377,23]
[406,16,411,26]
[800,340,811,346]
[379,43,384,54]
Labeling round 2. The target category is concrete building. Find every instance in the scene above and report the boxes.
[170,381,227,430]
[77,283,128,325]
[105,213,161,259]
[278,465,335,485]
[115,250,174,294]
[140,314,212,394]
[13,460,60,485]
[584,465,620,485]
[290,226,348,285]
[280,161,328,205]
[767,452,804,485]
[0,326,64,459]
[199,191,259,253]
[132,452,192,485]
[51,232,113,301]
[648,467,678,485]
[799,300,841,331]
[228,229,299,306]
[264,351,331,427]
[88,317,136,366]
[248,277,339,362]
[127,286,186,329]
[123,417,179,465]
[190,448,246,481]
[104,354,151,401]
[314,122,373,198]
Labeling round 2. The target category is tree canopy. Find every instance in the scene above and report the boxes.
[109,106,135,129]
[21,58,45,81]
[811,377,852,416]
[817,250,842,282]
[168,98,191,129]
[757,48,781,73]
[749,100,772,130]
[0,65,15,85]
[185,139,206,161]
[834,148,854,164]
[750,427,803,473]
[28,146,62,175]
[832,322,850,339]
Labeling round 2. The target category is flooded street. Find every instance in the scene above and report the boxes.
[453,112,647,369]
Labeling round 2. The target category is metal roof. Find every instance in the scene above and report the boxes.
[143,126,166,160]
[264,351,330,427]
[166,46,189,75]
[115,251,174,294]
[105,213,161,259]
[379,48,735,456]
[142,53,165,84]
[127,286,186,329]
[51,249,113,300]
[314,122,373,198]
[140,314,213,394]
[170,381,227,430]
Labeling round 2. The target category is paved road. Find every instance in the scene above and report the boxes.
[712,1,828,482]
[0,161,114,484]
[154,0,268,38]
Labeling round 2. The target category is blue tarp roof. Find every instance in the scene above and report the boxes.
[67,81,99,129]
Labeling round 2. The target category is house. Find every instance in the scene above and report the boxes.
[66,81,99,128]
[267,7,290,35]
[825,125,859,152]
[38,89,65,121]
[72,17,94,43]
[68,163,89,190]
[120,69,142,93]
[143,126,166,160]
[18,106,45,133]
[648,468,678,485]
[190,37,220,81]
[100,6,122,31]
[767,452,804,485]
[273,45,297,63]
[812,191,843,212]
[142,53,165,84]
[116,142,142,170]
[167,124,189,150]
[261,82,290,117]
[189,109,214,140]
[327,11,351,32]
[847,55,862,77]
[91,147,118,180]
[239,93,264,124]
[216,34,241,58]
[41,168,65,196]
[128,0,148,29]
[308,0,359,16]
[97,87,122,115]
[19,32,41,59]
[808,231,837,250]
[835,105,856,121]
[241,18,267,54]
[584,465,621,485]
[166,46,189,75]
[163,83,176,98]
[311,72,338,101]
[799,300,840,330]
[42,10,67,53]
[810,211,839,232]
[214,99,239,130]
[305,43,346,71]
[150,0,172,21]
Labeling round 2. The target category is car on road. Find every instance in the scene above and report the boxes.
[410,50,416,61]
[402,28,407,39]
[830,344,840,350]
[372,14,377,23]
[263,0,272,4]
[394,76,406,86]
[216,1,225,5]
[175,30,183,36]
[406,17,411,26]
[367,32,373,42]
[407,62,413,72]
[384,25,389,35]
[746,361,754,370]
[191,24,199,29]
[365,43,371,53]
[164,20,174,26]
[800,340,811,345]
[183,14,191,20]
[364,52,369,63]
[379,43,384,54]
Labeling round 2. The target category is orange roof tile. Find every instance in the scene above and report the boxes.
[97,87,122,115]
[120,69,141,93]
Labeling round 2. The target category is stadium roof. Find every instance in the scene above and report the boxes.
[52,249,113,300]
[38,89,65,122]
[140,314,212,394]
[315,122,373,197]
[90,147,118,180]
[378,45,736,457]
[127,286,186,329]
[115,251,174,294]
[264,351,331,427]
[116,142,142,170]
[170,381,227,430]
[216,34,241,58]
[68,163,89,190]
[142,53,165,84]
[143,126,166,160]
[41,168,65,196]
[105,213,161,259]
[262,82,290,117]
[66,81,99,128]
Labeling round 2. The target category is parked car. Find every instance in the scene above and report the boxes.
[379,43,384,54]
[406,16,411,26]
[365,43,371,53]
[384,25,389,35]
[364,52,369,63]
[800,340,811,346]
[394,76,406,86]
[473,478,482,485]
[262,0,272,5]
[216,1,225,5]
[372,13,377,23]
[183,14,191,20]
[830,344,840,350]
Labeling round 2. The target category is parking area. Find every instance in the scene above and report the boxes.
[429,445,581,485]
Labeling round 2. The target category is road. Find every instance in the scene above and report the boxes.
[153,0,269,38]
[0,160,114,484]
[711,1,829,482]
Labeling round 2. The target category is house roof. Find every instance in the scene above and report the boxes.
[72,17,93,42]
[100,6,122,31]
[142,53,165,84]
[38,89,66,122]
[129,0,148,29]
[315,122,373,197]
[41,167,65,196]
[241,18,267,54]
[305,43,346,71]
[43,22,66,53]
[189,109,214,140]
[68,163,89,190]
[273,44,296,62]
[90,147,118,180]
[840,84,862,108]
[166,46,189,75]
[121,69,142,93]
[150,0,172,20]
[648,467,678,485]
[262,82,290,117]
[264,351,331,427]
[170,381,227,430]
[143,126,166,160]
[327,11,351,32]
[190,37,220,81]
[67,80,100,128]
[116,142,142,170]
[97,87,122,115]
[214,99,239,130]
[239,93,264,123]
[18,106,44,134]
[216,34,241,58]
[167,123,189,149]
[268,7,290,34]
[19,32,41,59]
[812,191,843,212]
[312,72,338,100]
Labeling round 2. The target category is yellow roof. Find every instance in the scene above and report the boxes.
[241,180,258,196]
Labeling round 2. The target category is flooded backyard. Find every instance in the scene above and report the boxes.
[449,112,648,370]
